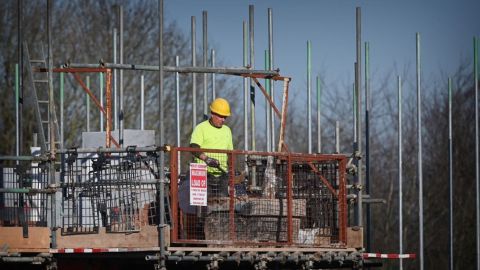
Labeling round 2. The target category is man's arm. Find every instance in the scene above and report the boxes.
[190,143,219,167]
[190,143,207,161]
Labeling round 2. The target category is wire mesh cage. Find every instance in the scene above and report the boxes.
[60,149,160,235]
[0,160,49,227]
[170,147,347,247]
[290,159,341,244]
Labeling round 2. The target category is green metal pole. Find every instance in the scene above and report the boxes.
[316,75,321,153]
[474,36,479,270]
[265,50,271,152]
[307,40,312,154]
[353,81,356,141]
[398,75,404,270]
[448,77,453,270]
[243,21,248,151]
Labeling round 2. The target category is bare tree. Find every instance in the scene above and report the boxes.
[0,0,242,154]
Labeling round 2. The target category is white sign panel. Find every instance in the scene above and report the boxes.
[190,163,207,206]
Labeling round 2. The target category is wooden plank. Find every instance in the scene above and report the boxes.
[346,227,363,249]
[56,225,169,248]
[0,227,50,252]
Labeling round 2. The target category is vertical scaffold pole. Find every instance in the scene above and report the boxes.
[268,8,275,151]
[243,21,248,151]
[47,0,57,248]
[119,5,124,146]
[352,77,357,222]
[355,7,363,227]
[141,75,144,130]
[60,72,64,147]
[203,11,208,118]
[365,42,372,251]
[365,41,371,251]
[416,32,424,270]
[15,64,20,157]
[249,5,256,151]
[47,0,54,152]
[307,41,312,154]
[474,36,479,270]
[17,0,23,156]
[176,56,181,173]
[316,76,321,153]
[158,0,166,269]
[335,121,340,154]
[265,50,271,152]
[191,16,197,127]
[113,28,118,130]
[211,49,216,100]
[100,73,104,132]
[398,76,403,270]
[448,77,453,270]
[86,76,90,132]
[242,21,251,185]
[353,81,356,145]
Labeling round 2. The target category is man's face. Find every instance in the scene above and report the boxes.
[211,113,227,128]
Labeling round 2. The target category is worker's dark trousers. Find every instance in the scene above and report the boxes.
[207,173,229,197]
[178,172,229,240]
[178,172,229,214]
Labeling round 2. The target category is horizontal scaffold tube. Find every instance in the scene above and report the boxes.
[1,257,46,263]
[0,147,165,160]
[64,62,280,77]
[145,251,362,264]
[0,188,56,194]
[55,146,165,154]
[0,155,49,161]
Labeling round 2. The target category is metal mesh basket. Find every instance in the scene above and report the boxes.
[61,150,160,235]
[0,161,49,227]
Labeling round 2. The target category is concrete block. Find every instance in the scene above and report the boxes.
[82,129,155,148]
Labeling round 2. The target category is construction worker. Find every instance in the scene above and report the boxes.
[178,98,233,240]
[178,98,233,216]
[189,97,233,197]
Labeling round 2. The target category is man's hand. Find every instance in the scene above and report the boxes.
[205,157,220,167]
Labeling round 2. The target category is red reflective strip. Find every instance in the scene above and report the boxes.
[91,248,108,253]
[363,253,416,259]
[51,247,159,253]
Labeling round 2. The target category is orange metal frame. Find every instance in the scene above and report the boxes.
[168,146,348,246]
[36,67,119,147]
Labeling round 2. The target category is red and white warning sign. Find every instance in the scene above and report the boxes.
[190,163,207,206]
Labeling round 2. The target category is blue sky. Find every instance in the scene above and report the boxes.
[165,0,479,89]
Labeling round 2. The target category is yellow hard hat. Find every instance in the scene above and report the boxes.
[210,98,231,117]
